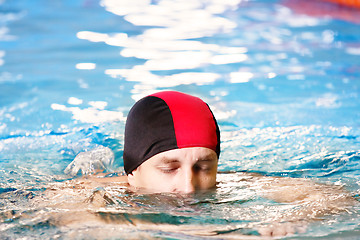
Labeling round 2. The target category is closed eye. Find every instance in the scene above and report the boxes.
[194,161,215,172]
[156,158,180,174]
[158,167,178,174]
[157,161,180,174]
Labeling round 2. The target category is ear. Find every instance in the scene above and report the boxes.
[127,170,137,187]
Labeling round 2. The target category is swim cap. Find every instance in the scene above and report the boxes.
[123,91,220,174]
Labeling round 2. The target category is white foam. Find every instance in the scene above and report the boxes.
[51,103,124,123]
[76,63,96,70]
[77,79,89,89]
[76,31,109,42]
[229,72,254,83]
[315,93,340,108]
[68,97,83,105]
[88,101,108,110]
[0,123,6,133]
[346,47,360,55]
[106,68,219,88]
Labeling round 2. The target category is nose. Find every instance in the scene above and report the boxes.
[177,168,196,194]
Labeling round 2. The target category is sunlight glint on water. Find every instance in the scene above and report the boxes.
[0,0,359,238]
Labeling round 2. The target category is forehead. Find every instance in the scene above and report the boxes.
[145,147,218,165]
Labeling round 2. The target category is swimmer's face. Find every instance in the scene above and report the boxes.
[127,147,218,194]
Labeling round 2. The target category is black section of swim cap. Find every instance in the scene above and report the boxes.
[208,104,221,158]
[123,96,178,174]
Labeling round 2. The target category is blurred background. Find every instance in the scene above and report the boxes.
[1,0,360,238]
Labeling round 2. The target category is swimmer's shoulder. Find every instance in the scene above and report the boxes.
[62,173,128,190]
[85,173,128,184]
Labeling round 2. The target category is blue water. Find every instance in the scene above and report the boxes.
[1,0,360,238]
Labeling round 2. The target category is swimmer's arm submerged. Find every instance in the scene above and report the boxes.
[261,176,355,215]
[256,175,356,236]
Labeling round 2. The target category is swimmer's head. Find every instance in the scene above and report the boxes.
[123,91,220,193]
[123,91,220,175]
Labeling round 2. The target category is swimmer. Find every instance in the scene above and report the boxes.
[124,91,220,193]
[64,91,220,193]
[30,91,357,237]
[64,91,220,194]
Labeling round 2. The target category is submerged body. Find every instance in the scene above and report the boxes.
[13,170,353,238]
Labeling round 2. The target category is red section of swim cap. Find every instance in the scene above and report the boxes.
[151,91,218,152]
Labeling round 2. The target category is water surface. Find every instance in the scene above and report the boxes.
[0,0,360,238]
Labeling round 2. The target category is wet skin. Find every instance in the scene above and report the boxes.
[127,147,218,194]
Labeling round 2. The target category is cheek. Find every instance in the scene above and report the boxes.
[198,171,217,188]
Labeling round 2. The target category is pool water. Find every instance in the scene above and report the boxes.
[1,0,360,238]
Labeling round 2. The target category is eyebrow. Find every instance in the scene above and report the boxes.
[158,158,180,164]
[197,158,216,162]
[198,153,218,160]
[158,156,216,164]
[196,158,217,166]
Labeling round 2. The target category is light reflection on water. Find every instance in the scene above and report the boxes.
[0,0,360,238]
[86,0,248,101]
